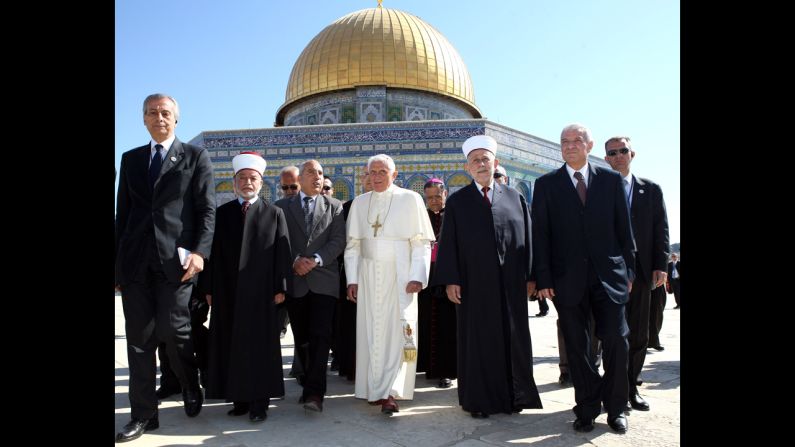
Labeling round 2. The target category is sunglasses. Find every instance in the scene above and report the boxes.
[281,184,299,191]
[322,186,332,191]
[606,148,630,157]
[493,173,505,178]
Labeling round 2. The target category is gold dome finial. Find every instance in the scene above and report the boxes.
[377,0,383,8]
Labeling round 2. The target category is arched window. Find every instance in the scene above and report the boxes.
[332,178,352,202]
[406,175,429,196]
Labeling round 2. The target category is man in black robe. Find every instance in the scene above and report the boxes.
[417,178,457,388]
[202,152,292,422]
[434,135,542,418]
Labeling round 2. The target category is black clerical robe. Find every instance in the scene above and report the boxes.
[433,181,542,414]
[203,199,292,402]
[417,208,457,379]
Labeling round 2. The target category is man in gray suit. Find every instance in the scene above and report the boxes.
[274,159,346,412]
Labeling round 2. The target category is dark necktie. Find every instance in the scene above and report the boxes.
[624,178,632,207]
[574,171,587,205]
[303,196,313,234]
[481,186,491,206]
[241,200,250,219]
[149,144,163,188]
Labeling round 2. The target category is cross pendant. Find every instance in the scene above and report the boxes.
[371,215,383,237]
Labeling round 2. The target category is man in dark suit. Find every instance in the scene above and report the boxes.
[115,93,216,442]
[604,136,670,412]
[434,135,542,418]
[667,253,681,309]
[274,160,346,412]
[531,124,636,434]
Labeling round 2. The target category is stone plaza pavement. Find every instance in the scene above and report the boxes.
[115,294,680,446]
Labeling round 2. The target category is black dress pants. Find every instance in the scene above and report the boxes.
[121,237,199,420]
[625,277,651,394]
[286,292,337,400]
[648,286,667,347]
[158,288,209,390]
[554,264,629,421]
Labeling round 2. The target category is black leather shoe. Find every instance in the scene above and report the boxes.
[155,385,181,400]
[183,389,203,417]
[535,311,548,317]
[227,402,249,416]
[438,378,452,388]
[572,417,594,432]
[470,411,489,419]
[558,372,572,387]
[115,417,158,442]
[649,345,665,351]
[630,392,650,411]
[608,414,628,433]
[249,411,267,422]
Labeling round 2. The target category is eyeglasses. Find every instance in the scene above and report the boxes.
[281,184,299,191]
[493,173,505,179]
[468,156,493,166]
[236,176,261,184]
[606,148,630,157]
[322,186,331,191]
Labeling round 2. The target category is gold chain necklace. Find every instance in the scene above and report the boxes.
[367,189,395,237]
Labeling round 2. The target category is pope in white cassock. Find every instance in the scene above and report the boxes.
[345,154,435,415]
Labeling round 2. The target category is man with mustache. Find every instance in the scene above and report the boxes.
[275,160,346,412]
[434,135,542,418]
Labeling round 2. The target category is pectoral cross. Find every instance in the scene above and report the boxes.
[371,215,383,237]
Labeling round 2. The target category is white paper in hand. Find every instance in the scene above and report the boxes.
[178,247,191,268]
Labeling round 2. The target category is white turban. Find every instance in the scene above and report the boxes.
[462,135,498,158]
[232,151,266,175]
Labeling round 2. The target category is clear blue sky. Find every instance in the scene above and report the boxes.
[116,0,680,244]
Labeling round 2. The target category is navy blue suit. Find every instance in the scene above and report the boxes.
[532,163,635,421]
[625,176,669,394]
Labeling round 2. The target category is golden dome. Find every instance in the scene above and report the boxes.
[277,7,480,124]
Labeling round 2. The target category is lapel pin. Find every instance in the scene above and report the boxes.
[639,189,645,194]
[170,156,177,162]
